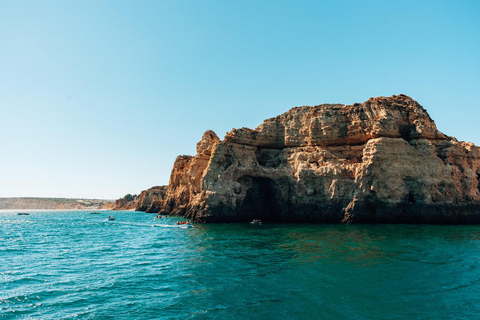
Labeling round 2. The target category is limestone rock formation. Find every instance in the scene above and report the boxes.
[111,197,137,210]
[160,95,480,224]
[136,186,168,213]
[101,202,116,210]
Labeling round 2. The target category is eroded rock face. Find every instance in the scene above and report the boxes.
[136,186,168,213]
[112,198,137,210]
[161,95,480,223]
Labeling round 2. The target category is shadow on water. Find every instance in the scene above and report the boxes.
[186,223,480,267]
[177,223,480,319]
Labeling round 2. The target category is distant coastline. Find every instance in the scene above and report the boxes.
[0,197,115,210]
[0,209,124,212]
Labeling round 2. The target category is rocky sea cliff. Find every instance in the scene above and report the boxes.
[138,95,480,224]
[136,186,168,212]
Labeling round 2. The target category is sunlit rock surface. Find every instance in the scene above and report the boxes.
[160,95,480,223]
[136,186,168,213]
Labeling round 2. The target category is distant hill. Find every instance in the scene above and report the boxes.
[0,197,115,210]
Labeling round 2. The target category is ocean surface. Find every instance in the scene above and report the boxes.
[1,210,480,319]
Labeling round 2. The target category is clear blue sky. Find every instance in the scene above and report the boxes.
[1,0,479,199]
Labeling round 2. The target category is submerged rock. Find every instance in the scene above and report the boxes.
[160,95,480,223]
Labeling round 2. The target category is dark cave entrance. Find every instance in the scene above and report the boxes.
[477,173,480,193]
[408,193,415,203]
[237,176,282,222]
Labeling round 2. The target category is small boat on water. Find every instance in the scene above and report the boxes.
[250,219,262,225]
[18,212,30,215]
[177,220,193,228]
[90,212,101,214]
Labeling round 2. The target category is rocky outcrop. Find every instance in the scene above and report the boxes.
[160,95,480,224]
[107,187,168,212]
[101,202,116,210]
[111,197,137,210]
[135,186,168,213]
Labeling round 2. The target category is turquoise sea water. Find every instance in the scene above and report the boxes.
[1,211,480,319]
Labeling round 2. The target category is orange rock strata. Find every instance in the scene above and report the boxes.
[155,94,480,223]
[135,186,168,213]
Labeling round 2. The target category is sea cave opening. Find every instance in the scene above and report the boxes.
[237,176,281,222]
[477,173,480,193]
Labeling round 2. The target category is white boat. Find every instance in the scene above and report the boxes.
[250,220,262,225]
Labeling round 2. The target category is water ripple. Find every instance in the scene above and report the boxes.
[1,212,480,319]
